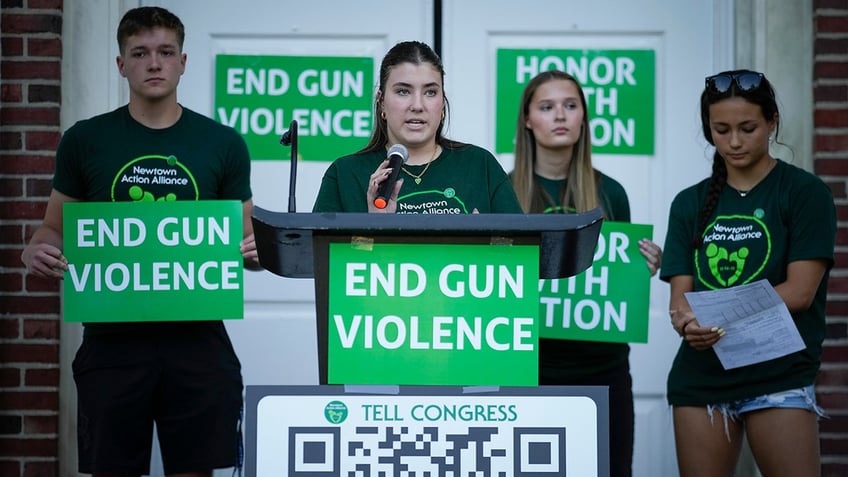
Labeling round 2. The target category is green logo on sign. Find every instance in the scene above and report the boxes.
[324,400,348,424]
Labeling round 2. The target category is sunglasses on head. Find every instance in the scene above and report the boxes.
[705,71,765,94]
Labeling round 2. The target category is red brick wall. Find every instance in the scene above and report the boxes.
[0,0,64,475]
[815,1,848,475]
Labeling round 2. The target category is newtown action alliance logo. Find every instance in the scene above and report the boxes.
[111,154,200,202]
[324,401,348,424]
[695,212,772,290]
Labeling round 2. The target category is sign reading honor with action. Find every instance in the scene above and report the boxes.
[495,48,656,155]
[62,201,244,323]
[539,222,653,343]
[328,243,540,386]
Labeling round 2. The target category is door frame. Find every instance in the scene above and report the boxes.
[58,1,813,476]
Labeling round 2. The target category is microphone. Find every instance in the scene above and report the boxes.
[373,144,408,209]
[280,119,296,146]
[279,120,298,212]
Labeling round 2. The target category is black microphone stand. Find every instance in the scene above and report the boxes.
[279,120,298,213]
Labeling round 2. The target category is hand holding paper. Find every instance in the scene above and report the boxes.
[684,279,805,369]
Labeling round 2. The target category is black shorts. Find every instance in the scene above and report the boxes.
[72,321,243,475]
[541,361,634,477]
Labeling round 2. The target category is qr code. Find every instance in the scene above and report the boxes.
[287,426,566,476]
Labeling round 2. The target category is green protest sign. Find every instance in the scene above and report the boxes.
[539,222,652,343]
[214,54,373,161]
[328,243,540,386]
[495,48,655,155]
[62,201,244,323]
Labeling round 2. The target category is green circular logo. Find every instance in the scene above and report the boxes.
[695,214,771,289]
[324,400,348,424]
[443,187,456,199]
[111,154,198,202]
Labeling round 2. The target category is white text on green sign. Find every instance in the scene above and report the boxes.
[539,222,652,343]
[215,55,373,161]
[62,201,244,322]
[496,48,655,155]
[328,243,540,386]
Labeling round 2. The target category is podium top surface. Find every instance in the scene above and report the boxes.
[252,207,602,235]
[251,207,603,279]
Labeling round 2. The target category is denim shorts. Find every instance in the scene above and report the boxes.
[706,385,826,440]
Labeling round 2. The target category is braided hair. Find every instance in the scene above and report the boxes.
[693,69,780,249]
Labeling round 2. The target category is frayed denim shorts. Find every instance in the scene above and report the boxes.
[705,385,826,440]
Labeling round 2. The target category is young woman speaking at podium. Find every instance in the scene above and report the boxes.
[313,40,521,214]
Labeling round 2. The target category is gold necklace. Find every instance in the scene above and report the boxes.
[731,158,776,197]
[401,146,439,184]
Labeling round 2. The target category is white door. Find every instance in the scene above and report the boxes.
[157,0,433,387]
[441,1,731,475]
[62,1,735,476]
[142,1,434,476]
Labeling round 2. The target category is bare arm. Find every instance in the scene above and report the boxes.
[668,274,695,334]
[774,259,828,312]
[240,198,263,271]
[668,259,825,350]
[21,189,78,280]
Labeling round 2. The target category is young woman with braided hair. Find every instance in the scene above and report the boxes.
[660,69,836,476]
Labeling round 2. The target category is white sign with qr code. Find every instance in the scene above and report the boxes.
[245,385,609,477]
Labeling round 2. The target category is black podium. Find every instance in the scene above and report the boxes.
[251,208,604,384]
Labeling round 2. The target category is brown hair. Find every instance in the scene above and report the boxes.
[117,6,185,55]
[510,70,601,216]
[359,41,465,153]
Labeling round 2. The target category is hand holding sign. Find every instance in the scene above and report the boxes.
[62,201,245,323]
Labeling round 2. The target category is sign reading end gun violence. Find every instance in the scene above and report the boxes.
[328,243,540,386]
[62,201,245,323]
[214,54,374,161]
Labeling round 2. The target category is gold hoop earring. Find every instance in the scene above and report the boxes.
[381,110,386,120]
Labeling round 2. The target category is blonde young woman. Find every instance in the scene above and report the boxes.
[510,70,662,477]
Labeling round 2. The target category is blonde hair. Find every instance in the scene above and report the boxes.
[511,70,602,216]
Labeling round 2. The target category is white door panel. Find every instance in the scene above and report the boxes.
[151,0,432,369]
[147,1,434,475]
[63,1,735,476]
[441,1,731,475]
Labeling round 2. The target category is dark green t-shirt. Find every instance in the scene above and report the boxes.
[54,105,252,203]
[661,159,835,405]
[312,144,521,214]
[54,105,253,333]
[532,171,633,379]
